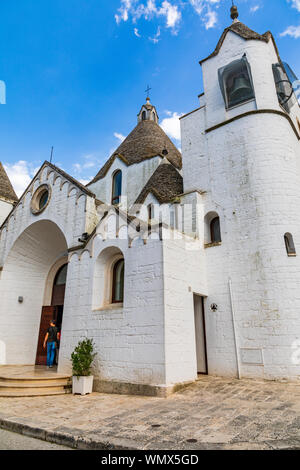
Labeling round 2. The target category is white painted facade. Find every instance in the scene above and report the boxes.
[181,26,300,381]
[0,199,14,226]
[1,17,300,393]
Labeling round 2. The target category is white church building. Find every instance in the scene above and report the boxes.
[1,7,300,396]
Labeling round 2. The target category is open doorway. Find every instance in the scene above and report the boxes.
[35,264,68,366]
[193,294,208,375]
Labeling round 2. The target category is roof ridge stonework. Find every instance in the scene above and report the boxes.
[200,21,279,65]
[0,162,18,202]
[44,161,96,198]
[88,120,182,185]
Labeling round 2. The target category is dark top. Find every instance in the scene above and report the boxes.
[47,326,58,343]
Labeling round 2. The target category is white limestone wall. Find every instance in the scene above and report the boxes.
[180,28,300,381]
[88,156,162,209]
[135,193,177,230]
[181,99,300,380]
[181,107,206,194]
[135,191,201,239]
[59,219,167,386]
[162,224,208,385]
[181,106,239,375]
[0,199,14,227]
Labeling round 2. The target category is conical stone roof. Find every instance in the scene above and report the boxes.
[0,162,18,202]
[134,162,183,205]
[88,119,182,185]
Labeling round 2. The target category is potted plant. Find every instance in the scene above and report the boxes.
[71,338,97,395]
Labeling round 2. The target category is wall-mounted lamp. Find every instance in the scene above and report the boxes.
[78,232,89,243]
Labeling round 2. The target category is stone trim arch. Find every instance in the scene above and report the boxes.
[43,256,68,305]
[79,249,92,261]
[92,246,125,310]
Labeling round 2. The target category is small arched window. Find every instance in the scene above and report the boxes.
[142,111,146,120]
[112,259,124,303]
[112,170,122,205]
[284,233,296,256]
[147,203,154,222]
[210,217,222,243]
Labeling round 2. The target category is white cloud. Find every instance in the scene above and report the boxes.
[72,157,96,175]
[189,0,220,27]
[114,132,126,143]
[250,5,260,13]
[204,9,217,29]
[280,25,300,38]
[115,0,219,37]
[4,160,36,197]
[189,0,220,15]
[73,163,82,173]
[79,178,92,186]
[134,27,141,37]
[158,1,181,29]
[280,0,300,38]
[115,0,133,24]
[289,0,300,12]
[160,111,183,141]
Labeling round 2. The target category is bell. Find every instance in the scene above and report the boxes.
[229,77,252,103]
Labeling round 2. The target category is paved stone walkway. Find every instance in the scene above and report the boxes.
[0,376,299,450]
[0,429,72,450]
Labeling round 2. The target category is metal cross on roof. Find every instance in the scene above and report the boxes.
[145,85,152,99]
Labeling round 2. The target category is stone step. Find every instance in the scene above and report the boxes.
[0,388,71,397]
[0,374,71,382]
[0,366,72,397]
[0,379,71,388]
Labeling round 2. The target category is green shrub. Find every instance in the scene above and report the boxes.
[71,338,97,377]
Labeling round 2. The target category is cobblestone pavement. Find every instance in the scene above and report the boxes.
[0,376,299,450]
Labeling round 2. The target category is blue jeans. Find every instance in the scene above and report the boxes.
[47,342,56,367]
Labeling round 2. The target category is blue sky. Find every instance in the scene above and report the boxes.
[1,0,300,195]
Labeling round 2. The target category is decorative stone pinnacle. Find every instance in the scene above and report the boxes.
[230,4,239,21]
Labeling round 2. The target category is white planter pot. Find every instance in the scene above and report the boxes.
[72,376,94,395]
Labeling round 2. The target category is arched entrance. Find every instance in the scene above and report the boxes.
[35,263,68,366]
[0,220,68,365]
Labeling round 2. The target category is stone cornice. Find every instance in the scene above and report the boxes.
[205,109,300,140]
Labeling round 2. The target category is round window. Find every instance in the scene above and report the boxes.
[31,184,51,215]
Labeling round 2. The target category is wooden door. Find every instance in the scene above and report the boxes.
[35,306,57,365]
[194,295,208,374]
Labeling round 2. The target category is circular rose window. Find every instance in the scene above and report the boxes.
[31,184,51,215]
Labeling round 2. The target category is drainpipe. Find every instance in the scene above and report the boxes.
[228,277,241,379]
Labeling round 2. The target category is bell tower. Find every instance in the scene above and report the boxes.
[137,97,159,124]
[180,5,300,381]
